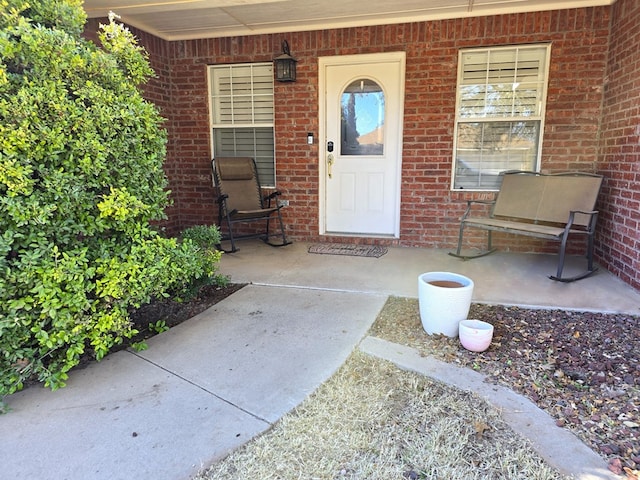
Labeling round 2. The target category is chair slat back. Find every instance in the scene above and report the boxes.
[492,173,545,220]
[536,175,602,226]
[213,157,264,212]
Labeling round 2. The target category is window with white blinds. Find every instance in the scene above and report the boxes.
[209,63,276,186]
[452,45,550,190]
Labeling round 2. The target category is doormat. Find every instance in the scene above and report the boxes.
[308,243,388,258]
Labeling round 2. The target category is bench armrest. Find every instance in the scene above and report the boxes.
[466,200,495,206]
[461,199,496,221]
[264,190,283,208]
[216,193,229,205]
[264,190,282,200]
[566,209,599,232]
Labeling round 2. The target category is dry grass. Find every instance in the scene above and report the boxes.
[196,350,568,480]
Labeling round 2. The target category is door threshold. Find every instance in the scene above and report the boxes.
[323,232,398,239]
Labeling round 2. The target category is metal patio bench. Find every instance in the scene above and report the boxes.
[212,157,291,253]
[449,170,603,282]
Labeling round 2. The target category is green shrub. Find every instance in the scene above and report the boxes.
[0,1,223,400]
[180,224,222,250]
[177,225,227,296]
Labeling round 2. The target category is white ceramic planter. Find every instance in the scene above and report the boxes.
[418,272,474,337]
[459,319,494,352]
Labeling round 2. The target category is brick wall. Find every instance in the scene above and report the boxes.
[161,8,610,254]
[596,0,640,290]
[87,7,626,264]
[139,30,180,235]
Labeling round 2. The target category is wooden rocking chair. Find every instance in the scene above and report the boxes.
[212,157,291,253]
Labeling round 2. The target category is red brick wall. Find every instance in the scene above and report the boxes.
[596,0,640,290]
[87,8,624,263]
[160,8,611,253]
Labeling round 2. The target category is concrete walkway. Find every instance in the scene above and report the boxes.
[2,241,638,479]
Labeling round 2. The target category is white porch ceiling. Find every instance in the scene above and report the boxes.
[83,0,615,41]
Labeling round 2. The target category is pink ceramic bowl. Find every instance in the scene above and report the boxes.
[459,319,494,352]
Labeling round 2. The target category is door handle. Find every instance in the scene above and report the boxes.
[327,153,334,178]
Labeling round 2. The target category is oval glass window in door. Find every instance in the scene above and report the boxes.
[340,79,385,155]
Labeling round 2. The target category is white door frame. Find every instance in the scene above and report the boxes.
[318,51,406,237]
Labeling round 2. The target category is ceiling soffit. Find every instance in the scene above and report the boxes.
[83,0,616,41]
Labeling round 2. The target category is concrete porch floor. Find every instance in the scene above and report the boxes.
[218,240,640,315]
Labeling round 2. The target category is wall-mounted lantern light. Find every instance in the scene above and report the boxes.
[274,40,297,82]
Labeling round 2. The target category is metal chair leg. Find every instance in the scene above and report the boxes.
[448,224,496,260]
[549,232,598,282]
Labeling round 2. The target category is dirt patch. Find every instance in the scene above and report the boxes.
[370,297,640,478]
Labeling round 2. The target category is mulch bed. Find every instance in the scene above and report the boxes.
[128,283,246,338]
[370,297,640,479]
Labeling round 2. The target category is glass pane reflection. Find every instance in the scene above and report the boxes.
[341,79,384,155]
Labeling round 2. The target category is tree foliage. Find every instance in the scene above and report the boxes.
[0,0,222,399]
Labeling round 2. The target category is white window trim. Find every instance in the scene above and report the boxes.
[208,62,277,187]
[451,44,551,191]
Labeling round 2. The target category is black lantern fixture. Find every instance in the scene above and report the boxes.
[274,40,297,82]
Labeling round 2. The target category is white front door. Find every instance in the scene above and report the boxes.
[319,52,405,236]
